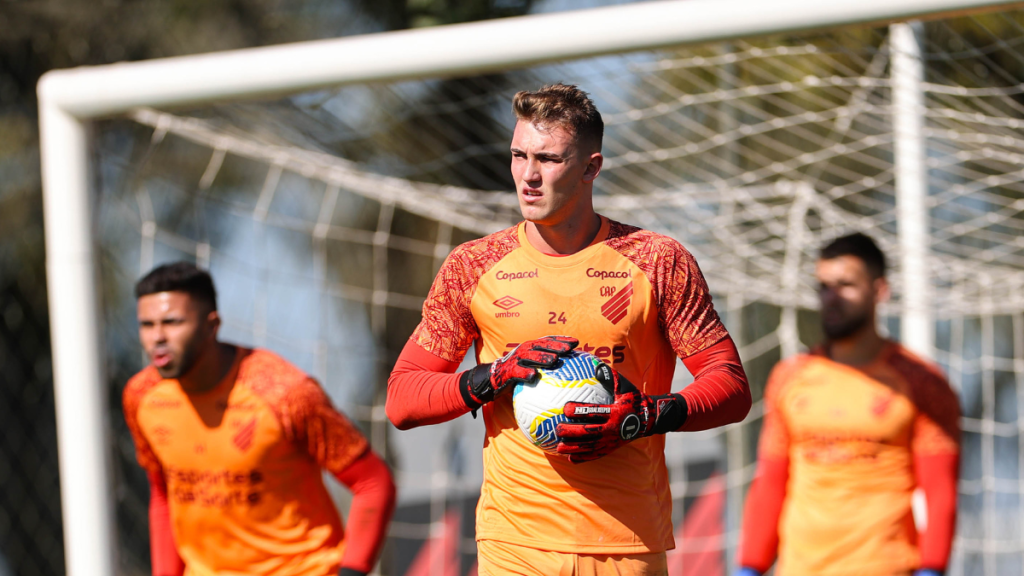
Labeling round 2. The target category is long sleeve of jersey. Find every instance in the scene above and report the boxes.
[332,450,396,574]
[909,368,961,571]
[278,376,371,475]
[126,377,184,576]
[915,453,958,570]
[147,471,185,576]
[281,379,394,572]
[388,337,750,432]
[738,457,789,573]
[738,362,793,573]
[386,339,468,430]
[678,336,751,431]
[637,236,749,430]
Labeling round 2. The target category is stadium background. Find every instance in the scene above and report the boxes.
[4,1,1024,575]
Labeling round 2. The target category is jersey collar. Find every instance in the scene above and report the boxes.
[516,215,611,268]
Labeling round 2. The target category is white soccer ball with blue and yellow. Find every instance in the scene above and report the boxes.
[512,350,613,455]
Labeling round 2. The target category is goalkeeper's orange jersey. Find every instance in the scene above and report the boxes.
[759,343,961,576]
[123,347,369,576]
[411,217,730,553]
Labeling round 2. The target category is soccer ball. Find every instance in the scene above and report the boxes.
[512,350,613,455]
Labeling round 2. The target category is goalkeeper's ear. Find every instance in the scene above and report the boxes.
[872,275,890,306]
[203,309,222,341]
[582,151,603,183]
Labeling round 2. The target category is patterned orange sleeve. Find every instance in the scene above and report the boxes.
[122,369,163,476]
[758,360,797,461]
[895,353,961,457]
[244,350,370,475]
[606,223,728,358]
[412,226,520,362]
[657,241,728,357]
[284,377,371,476]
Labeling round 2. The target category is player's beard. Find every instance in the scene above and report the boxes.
[154,327,207,379]
[821,305,872,341]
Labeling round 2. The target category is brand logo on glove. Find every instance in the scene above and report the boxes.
[620,414,641,439]
[574,406,612,415]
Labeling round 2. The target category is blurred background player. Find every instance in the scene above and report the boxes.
[387,83,751,575]
[123,262,396,576]
[737,233,960,576]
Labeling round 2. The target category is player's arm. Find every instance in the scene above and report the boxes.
[663,243,752,431]
[386,340,466,429]
[911,373,961,574]
[147,470,185,576]
[737,364,793,575]
[679,336,750,431]
[556,242,749,462]
[332,450,396,576]
[737,457,788,575]
[282,378,397,575]
[913,452,957,576]
[386,242,576,429]
[634,239,751,433]
[387,336,578,429]
[123,379,185,576]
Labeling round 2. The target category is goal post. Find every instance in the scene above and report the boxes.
[37,1,1024,575]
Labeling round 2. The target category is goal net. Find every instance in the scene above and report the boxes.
[88,6,1024,576]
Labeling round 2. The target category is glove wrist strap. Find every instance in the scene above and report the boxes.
[650,393,688,435]
[459,364,494,415]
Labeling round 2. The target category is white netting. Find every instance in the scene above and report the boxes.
[96,9,1024,576]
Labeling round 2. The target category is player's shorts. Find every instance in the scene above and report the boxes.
[477,540,668,576]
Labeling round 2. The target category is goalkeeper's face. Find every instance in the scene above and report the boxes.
[510,120,602,226]
[137,291,220,379]
[816,255,889,341]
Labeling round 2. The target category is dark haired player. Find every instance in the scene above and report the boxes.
[737,233,960,576]
[387,83,751,575]
[123,262,395,576]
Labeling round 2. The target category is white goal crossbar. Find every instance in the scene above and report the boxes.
[36,1,1022,574]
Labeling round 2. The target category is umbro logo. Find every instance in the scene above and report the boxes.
[494,296,523,311]
[601,282,633,324]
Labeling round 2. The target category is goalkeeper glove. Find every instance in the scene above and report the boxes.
[459,336,578,414]
[555,362,687,463]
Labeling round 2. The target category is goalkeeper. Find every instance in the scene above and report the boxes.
[737,233,960,576]
[387,83,751,575]
[124,262,395,576]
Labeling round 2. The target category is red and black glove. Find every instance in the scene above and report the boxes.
[556,362,687,463]
[459,336,578,414]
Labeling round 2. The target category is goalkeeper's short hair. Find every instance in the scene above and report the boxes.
[820,232,887,279]
[512,83,603,153]
[135,261,218,311]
